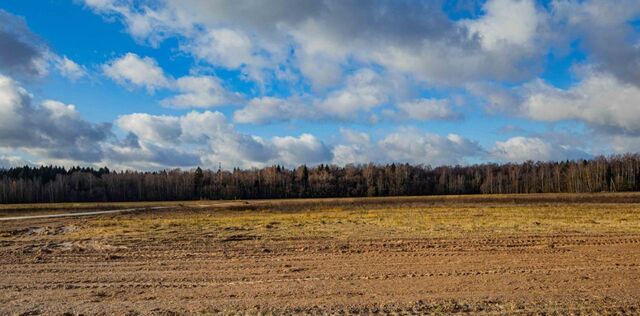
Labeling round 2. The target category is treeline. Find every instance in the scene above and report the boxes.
[1,154,640,203]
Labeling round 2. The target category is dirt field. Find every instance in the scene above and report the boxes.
[1,194,640,315]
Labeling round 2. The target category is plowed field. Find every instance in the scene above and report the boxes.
[1,194,640,314]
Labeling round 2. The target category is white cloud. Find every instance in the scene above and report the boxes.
[389,98,461,121]
[104,133,201,170]
[0,74,601,168]
[81,0,551,89]
[606,134,640,154]
[103,53,169,92]
[474,67,640,152]
[297,53,343,91]
[79,0,640,95]
[332,128,482,167]
[462,0,541,51]
[54,56,87,81]
[331,129,375,166]
[332,145,370,166]
[160,76,241,108]
[115,111,262,169]
[467,81,520,114]
[235,73,459,124]
[379,130,482,166]
[0,10,50,79]
[116,113,181,146]
[178,110,235,143]
[188,28,257,69]
[0,74,112,162]
[317,69,389,118]
[102,54,240,108]
[7,0,640,169]
[116,111,332,169]
[0,10,94,83]
[521,71,640,132]
[234,96,313,124]
[491,136,590,162]
[185,28,271,83]
[0,74,591,169]
[291,19,349,90]
[272,134,332,166]
[491,137,552,162]
[0,155,33,168]
[550,0,640,86]
[234,68,408,123]
[82,0,194,45]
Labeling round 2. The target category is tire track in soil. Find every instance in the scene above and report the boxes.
[2,231,640,314]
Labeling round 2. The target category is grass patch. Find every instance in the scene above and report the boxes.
[63,202,640,241]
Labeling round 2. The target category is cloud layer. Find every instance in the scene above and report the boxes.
[0,75,111,162]
[0,1,639,169]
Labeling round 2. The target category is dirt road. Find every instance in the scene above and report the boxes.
[0,206,172,222]
[1,198,640,314]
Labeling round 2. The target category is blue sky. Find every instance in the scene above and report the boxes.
[0,0,639,170]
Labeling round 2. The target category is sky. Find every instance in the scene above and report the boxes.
[0,0,639,171]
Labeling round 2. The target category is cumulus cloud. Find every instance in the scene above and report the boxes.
[234,83,461,125]
[0,155,33,168]
[297,53,343,91]
[80,0,640,103]
[116,111,332,169]
[0,10,90,82]
[160,76,241,108]
[386,98,461,121]
[0,74,596,168]
[116,113,181,146]
[317,69,389,118]
[521,70,640,133]
[462,0,541,51]
[233,96,313,124]
[491,136,590,162]
[103,54,239,107]
[550,0,640,86]
[472,67,640,154]
[5,1,640,168]
[54,56,88,81]
[185,28,268,81]
[331,129,376,166]
[332,128,482,167]
[379,130,482,166]
[466,81,520,114]
[112,111,267,169]
[103,133,201,170]
[103,53,170,92]
[0,74,112,162]
[188,29,255,68]
[231,70,373,124]
[78,0,631,129]
[0,10,49,78]
[234,69,415,124]
[82,0,194,45]
[605,134,640,154]
[272,134,332,166]
[0,73,323,169]
[82,0,551,89]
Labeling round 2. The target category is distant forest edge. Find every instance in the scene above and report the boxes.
[1,154,640,203]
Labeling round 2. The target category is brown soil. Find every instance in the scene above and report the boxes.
[1,198,640,315]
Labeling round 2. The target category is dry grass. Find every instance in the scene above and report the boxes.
[4,191,640,215]
[3,193,640,241]
[62,201,640,241]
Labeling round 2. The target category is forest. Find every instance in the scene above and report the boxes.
[1,154,640,203]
